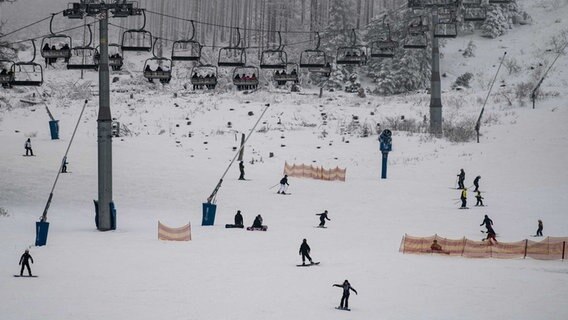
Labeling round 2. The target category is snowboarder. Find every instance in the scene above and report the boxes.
[480,215,495,234]
[460,188,468,209]
[252,214,263,228]
[24,138,33,156]
[19,249,34,276]
[473,175,481,192]
[238,161,245,180]
[316,210,330,227]
[234,210,244,227]
[299,239,314,265]
[484,229,497,244]
[277,174,289,194]
[536,219,543,237]
[333,280,358,310]
[457,169,465,189]
[475,191,484,206]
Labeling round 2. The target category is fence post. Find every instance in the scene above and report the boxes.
[563,241,566,260]
[524,239,528,259]
[461,237,466,257]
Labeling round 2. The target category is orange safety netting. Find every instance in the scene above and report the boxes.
[399,234,568,260]
[158,221,192,241]
[283,162,346,181]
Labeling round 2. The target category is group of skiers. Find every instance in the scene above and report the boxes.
[457,169,483,209]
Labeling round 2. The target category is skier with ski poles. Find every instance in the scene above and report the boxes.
[475,191,484,206]
[277,174,289,194]
[333,280,358,310]
[460,188,468,209]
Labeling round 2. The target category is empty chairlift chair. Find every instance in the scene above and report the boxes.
[67,25,98,70]
[171,20,202,62]
[462,0,487,22]
[218,27,246,67]
[300,32,332,77]
[404,15,429,49]
[434,7,457,38]
[370,18,398,58]
[11,40,43,86]
[121,9,152,52]
[260,32,287,69]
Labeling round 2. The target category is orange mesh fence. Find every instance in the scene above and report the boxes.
[158,221,192,241]
[400,235,568,260]
[283,162,346,181]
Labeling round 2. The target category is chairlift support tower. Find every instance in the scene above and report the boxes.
[63,0,143,231]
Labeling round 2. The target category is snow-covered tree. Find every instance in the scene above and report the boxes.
[364,9,431,95]
[481,1,523,39]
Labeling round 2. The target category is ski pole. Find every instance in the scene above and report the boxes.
[268,183,279,189]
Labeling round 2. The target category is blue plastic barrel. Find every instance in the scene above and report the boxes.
[202,203,217,226]
[35,221,50,246]
[49,120,59,140]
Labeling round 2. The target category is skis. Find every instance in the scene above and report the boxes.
[296,262,320,267]
[458,207,469,210]
[14,275,37,278]
[315,226,327,229]
[225,224,244,229]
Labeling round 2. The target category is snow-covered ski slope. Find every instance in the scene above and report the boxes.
[1,1,567,319]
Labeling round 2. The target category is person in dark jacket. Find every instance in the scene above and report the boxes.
[333,280,358,310]
[475,191,484,206]
[234,210,244,227]
[480,215,494,234]
[473,175,481,192]
[252,214,263,228]
[299,239,314,265]
[277,175,289,194]
[536,219,543,237]
[316,210,330,227]
[238,161,245,180]
[25,138,33,156]
[19,249,34,276]
[457,169,465,189]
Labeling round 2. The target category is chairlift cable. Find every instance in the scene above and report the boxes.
[0,11,63,40]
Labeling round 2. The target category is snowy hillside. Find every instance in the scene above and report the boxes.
[1,0,568,319]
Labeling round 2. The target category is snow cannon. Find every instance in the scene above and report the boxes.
[379,129,392,179]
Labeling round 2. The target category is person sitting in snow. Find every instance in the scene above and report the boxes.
[234,210,244,227]
[252,214,263,228]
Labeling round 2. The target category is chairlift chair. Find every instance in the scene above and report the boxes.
[171,20,202,61]
[63,3,85,19]
[300,32,328,69]
[11,40,43,86]
[0,59,15,88]
[336,29,367,65]
[408,15,429,35]
[218,28,246,67]
[434,22,457,38]
[121,10,153,52]
[41,14,72,66]
[111,1,137,18]
[407,0,424,8]
[143,39,173,84]
[273,62,299,85]
[67,25,98,70]
[463,5,487,21]
[233,65,259,90]
[190,64,218,89]
[488,0,512,3]
[260,32,288,69]
[370,19,398,58]
[403,33,428,49]
[94,44,124,71]
[308,56,332,77]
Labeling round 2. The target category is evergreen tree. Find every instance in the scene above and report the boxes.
[481,1,521,39]
[364,9,431,95]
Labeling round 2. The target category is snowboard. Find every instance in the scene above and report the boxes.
[458,207,469,210]
[277,192,291,195]
[296,262,320,267]
[335,307,351,311]
[246,226,268,231]
[315,225,327,228]
[22,155,36,157]
[225,224,244,229]
[14,275,37,278]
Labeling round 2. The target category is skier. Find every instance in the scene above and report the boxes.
[460,188,468,209]
[457,169,465,189]
[24,138,33,156]
[333,280,358,310]
[536,219,543,237]
[252,214,263,228]
[234,210,244,227]
[238,161,245,180]
[299,239,314,265]
[19,249,34,276]
[480,215,495,234]
[473,175,481,192]
[475,191,484,206]
[277,174,289,194]
[316,210,330,227]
